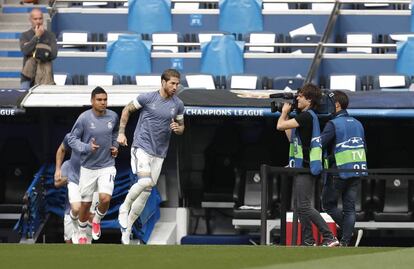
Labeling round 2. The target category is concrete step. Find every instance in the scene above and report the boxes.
[0,78,20,88]
[0,39,20,50]
[0,23,30,32]
[0,14,28,23]
[0,57,22,69]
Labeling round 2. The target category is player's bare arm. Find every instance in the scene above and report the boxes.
[117,101,138,146]
[170,118,185,135]
[54,143,68,188]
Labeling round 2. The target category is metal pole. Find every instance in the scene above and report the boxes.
[260,164,268,245]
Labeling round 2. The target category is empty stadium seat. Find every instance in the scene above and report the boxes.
[289,34,321,53]
[227,74,261,90]
[373,74,411,90]
[345,33,375,54]
[327,74,362,91]
[246,32,276,53]
[373,179,414,222]
[58,30,91,51]
[273,76,305,91]
[185,73,216,90]
[152,32,182,53]
[134,74,161,88]
[53,73,72,86]
[87,73,120,86]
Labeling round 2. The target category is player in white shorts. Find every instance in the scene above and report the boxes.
[68,87,119,244]
[117,69,185,244]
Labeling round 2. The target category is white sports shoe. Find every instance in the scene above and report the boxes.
[118,204,128,229]
[121,228,131,245]
[71,230,79,244]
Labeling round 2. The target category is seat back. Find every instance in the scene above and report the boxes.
[134,74,161,88]
[152,32,180,53]
[185,74,216,90]
[273,76,305,91]
[59,31,90,51]
[53,73,72,86]
[290,34,321,53]
[346,33,374,53]
[87,73,119,86]
[247,32,276,53]
[373,74,410,90]
[328,74,361,91]
[227,74,261,89]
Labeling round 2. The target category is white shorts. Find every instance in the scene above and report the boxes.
[131,147,164,184]
[79,166,116,202]
[63,213,73,241]
[67,182,81,204]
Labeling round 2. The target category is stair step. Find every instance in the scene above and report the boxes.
[0,57,22,69]
[0,14,28,23]
[0,23,31,32]
[0,39,20,50]
[0,78,20,88]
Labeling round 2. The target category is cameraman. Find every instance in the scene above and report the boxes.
[277,83,339,247]
[321,90,367,247]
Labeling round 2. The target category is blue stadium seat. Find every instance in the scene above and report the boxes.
[290,34,322,53]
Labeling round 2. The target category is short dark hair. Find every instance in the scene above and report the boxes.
[333,90,349,109]
[297,83,322,109]
[91,86,107,99]
[161,69,181,82]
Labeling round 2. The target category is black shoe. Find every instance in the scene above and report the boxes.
[340,241,349,247]
[303,240,316,247]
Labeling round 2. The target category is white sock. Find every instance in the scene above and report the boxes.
[93,208,106,224]
[127,189,151,231]
[123,178,153,211]
[78,220,88,238]
[70,210,79,230]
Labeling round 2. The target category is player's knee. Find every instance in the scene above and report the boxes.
[137,177,155,188]
[99,194,111,205]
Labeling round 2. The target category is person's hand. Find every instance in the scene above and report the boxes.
[281,103,292,114]
[90,138,100,152]
[110,146,118,158]
[170,119,181,134]
[117,133,128,146]
[54,173,68,188]
[34,25,44,38]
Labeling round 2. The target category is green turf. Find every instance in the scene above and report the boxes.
[0,245,412,269]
